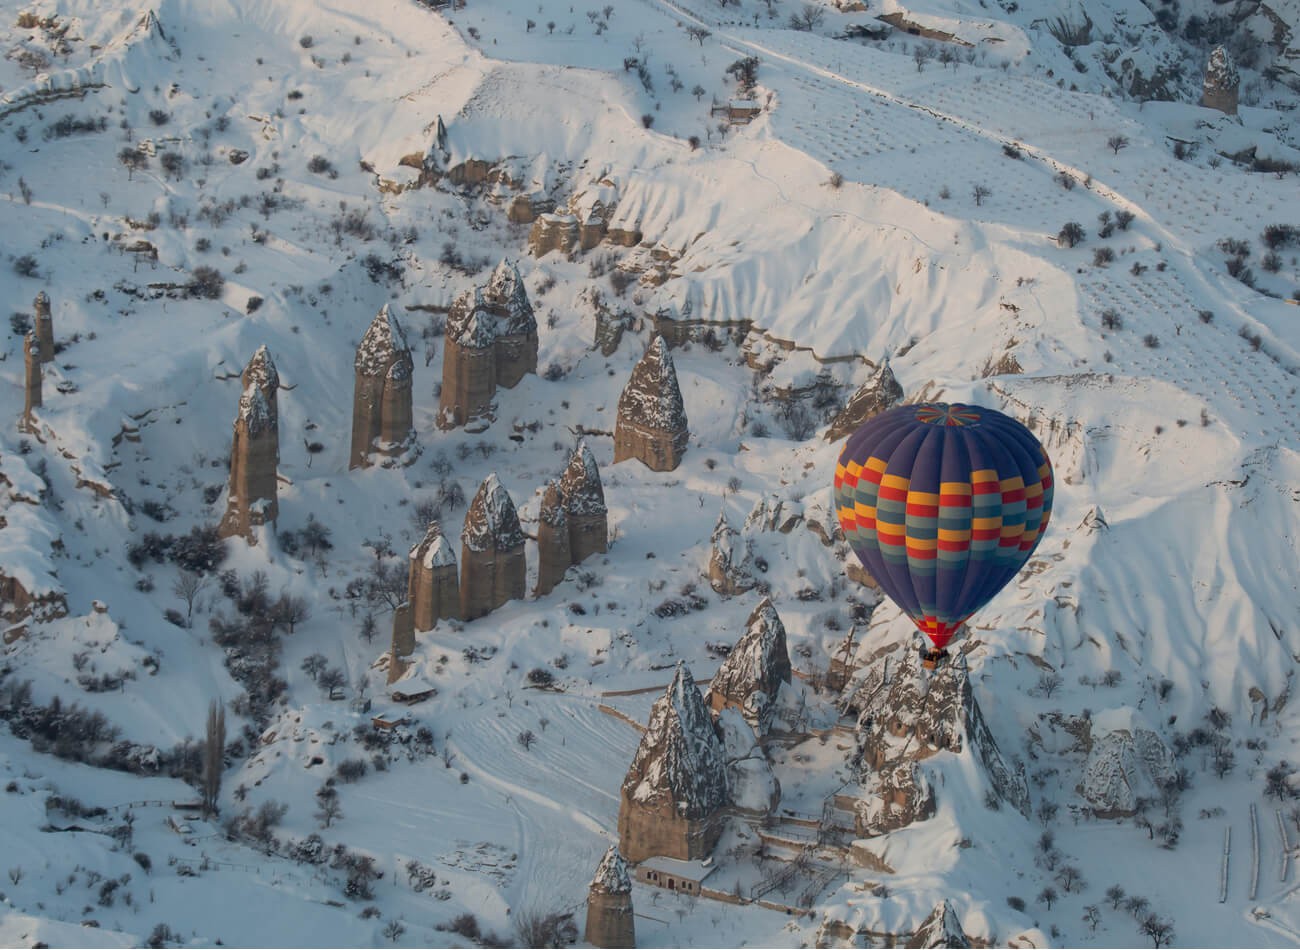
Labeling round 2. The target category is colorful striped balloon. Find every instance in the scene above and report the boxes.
[833,402,1054,652]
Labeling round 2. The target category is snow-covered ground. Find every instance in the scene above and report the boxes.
[1,0,1299,945]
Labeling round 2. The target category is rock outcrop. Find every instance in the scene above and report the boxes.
[528,212,579,257]
[534,480,571,597]
[707,508,755,596]
[618,663,729,863]
[409,521,460,631]
[219,348,280,541]
[845,648,1028,836]
[33,292,53,363]
[0,455,68,625]
[22,332,40,432]
[707,598,792,732]
[614,336,689,472]
[826,358,903,442]
[1202,45,1240,116]
[459,474,526,620]
[350,305,416,469]
[585,846,635,949]
[905,901,971,949]
[559,440,608,564]
[438,261,539,429]
[1078,708,1177,818]
[388,602,414,686]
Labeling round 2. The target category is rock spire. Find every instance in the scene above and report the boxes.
[614,335,689,471]
[584,846,635,949]
[220,348,280,541]
[459,474,526,620]
[707,598,792,731]
[350,305,416,468]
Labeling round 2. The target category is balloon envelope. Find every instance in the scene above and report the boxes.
[834,402,1054,651]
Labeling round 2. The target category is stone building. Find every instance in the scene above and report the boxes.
[219,348,280,541]
[584,846,635,949]
[438,261,539,429]
[350,305,416,469]
[559,440,608,564]
[534,480,571,597]
[1202,45,1240,116]
[618,663,729,863]
[408,521,460,631]
[707,598,792,732]
[614,336,689,472]
[33,292,54,363]
[459,473,526,620]
[22,332,40,433]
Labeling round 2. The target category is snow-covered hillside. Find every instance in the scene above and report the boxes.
[1,0,1299,945]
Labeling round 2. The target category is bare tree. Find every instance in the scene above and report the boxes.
[1037,886,1058,909]
[686,25,711,45]
[1107,135,1130,156]
[271,592,311,634]
[788,3,825,30]
[319,667,346,698]
[1083,905,1101,932]
[315,784,342,828]
[1139,914,1174,948]
[201,700,226,819]
[972,183,992,206]
[301,653,328,682]
[172,570,208,627]
[382,919,405,943]
[1106,884,1127,909]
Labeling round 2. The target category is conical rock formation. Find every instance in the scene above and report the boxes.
[534,480,571,596]
[905,901,971,949]
[460,474,526,620]
[707,597,792,732]
[33,292,54,363]
[559,440,608,563]
[614,335,689,471]
[408,521,460,630]
[1202,45,1240,115]
[585,846,635,949]
[351,304,416,468]
[707,509,755,596]
[618,663,729,862]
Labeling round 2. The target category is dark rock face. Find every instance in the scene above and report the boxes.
[707,598,792,732]
[844,647,1028,836]
[220,348,280,542]
[459,474,526,620]
[438,262,539,429]
[825,358,903,443]
[614,335,689,472]
[351,305,416,469]
[905,901,971,949]
[618,663,729,863]
[585,846,635,949]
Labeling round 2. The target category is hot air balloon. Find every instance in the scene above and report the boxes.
[833,402,1054,669]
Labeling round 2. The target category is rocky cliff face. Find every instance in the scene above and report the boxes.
[219,381,279,541]
[904,901,971,949]
[241,344,279,427]
[1078,708,1177,818]
[559,440,608,564]
[585,846,635,950]
[707,508,756,596]
[534,480,571,597]
[707,598,792,732]
[846,647,1028,836]
[826,358,903,443]
[22,332,41,431]
[460,474,526,620]
[350,304,416,469]
[618,663,729,862]
[408,520,460,631]
[1202,45,1241,114]
[614,335,689,472]
[32,291,53,363]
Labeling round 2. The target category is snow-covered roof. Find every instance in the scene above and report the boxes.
[636,855,716,882]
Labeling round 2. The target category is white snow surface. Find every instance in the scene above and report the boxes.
[0,0,1297,945]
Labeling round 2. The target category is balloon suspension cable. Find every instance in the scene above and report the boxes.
[920,647,949,672]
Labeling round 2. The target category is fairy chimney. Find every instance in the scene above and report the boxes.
[220,349,280,541]
[534,480,571,597]
[707,598,792,732]
[906,901,971,949]
[409,521,460,631]
[438,261,539,429]
[1202,46,1240,116]
[614,336,689,471]
[33,292,54,363]
[21,332,41,432]
[388,602,414,685]
[826,357,904,442]
[350,305,416,469]
[585,846,636,949]
[559,440,608,564]
[618,663,729,863]
[707,508,755,596]
[460,474,526,620]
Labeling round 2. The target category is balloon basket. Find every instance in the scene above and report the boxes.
[920,648,949,671]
